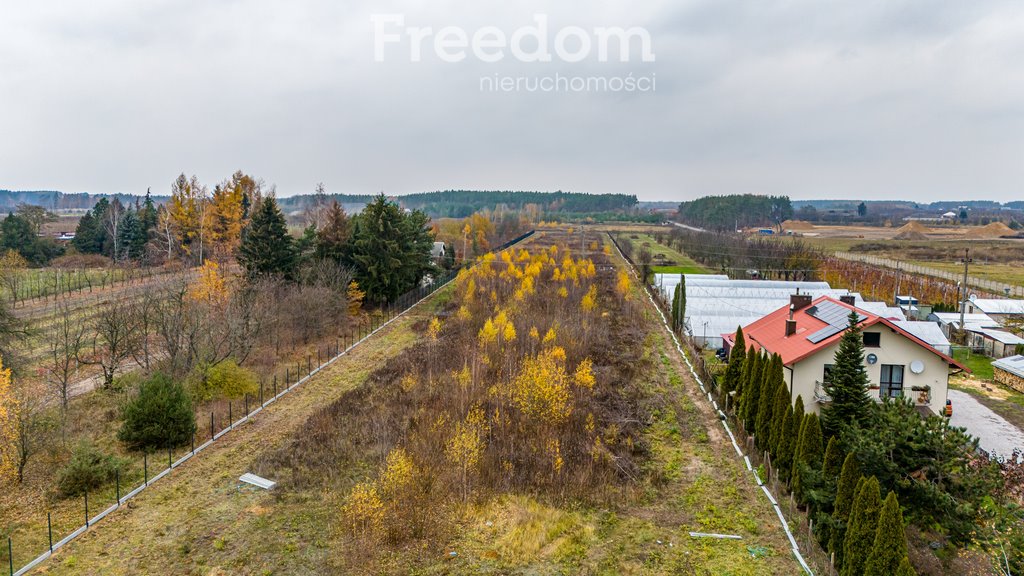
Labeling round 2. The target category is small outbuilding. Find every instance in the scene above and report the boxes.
[993,355,1024,393]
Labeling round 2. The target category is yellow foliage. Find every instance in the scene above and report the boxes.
[0,356,16,483]
[511,348,571,424]
[380,447,415,495]
[464,277,477,303]
[342,481,384,534]
[589,241,599,251]
[547,438,564,475]
[446,406,487,470]
[616,270,631,298]
[347,281,365,317]
[602,245,612,255]
[427,317,442,341]
[529,326,540,340]
[478,319,499,347]
[580,285,597,312]
[542,327,557,345]
[400,373,418,392]
[502,321,517,342]
[573,358,595,390]
[558,286,568,298]
[187,260,228,304]
[457,305,472,321]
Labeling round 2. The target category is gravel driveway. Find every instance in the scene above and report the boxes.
[948,389,1024,461]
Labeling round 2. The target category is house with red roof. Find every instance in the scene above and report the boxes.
[723,294,967,416]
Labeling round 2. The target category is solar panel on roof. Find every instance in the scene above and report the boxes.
[807,325,843,343]
[805,301,866,343]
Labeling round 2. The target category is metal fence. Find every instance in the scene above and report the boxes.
[2,230,536,576]
[834,252,1023,298]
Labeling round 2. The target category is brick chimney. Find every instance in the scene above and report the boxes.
[785,303,797,336]
[840,295,856,306]
[790,292,812,311]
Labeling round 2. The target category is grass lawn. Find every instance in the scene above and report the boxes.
[952,349,995,380]
[615,232,711,275]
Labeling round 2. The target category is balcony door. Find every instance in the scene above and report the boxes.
[880,364,904,399]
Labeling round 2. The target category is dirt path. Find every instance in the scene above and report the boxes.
[28,301,431,575]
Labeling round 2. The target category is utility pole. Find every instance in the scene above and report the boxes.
[959,248,972,331]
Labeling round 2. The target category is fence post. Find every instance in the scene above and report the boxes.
[144,452,148,484]
[273,375,277,398]
[168,446,172,470]
[229,402,233,429]
[85,491,90,527]
[48,511,53,552]
[307,355,311,375]
[8,537,11,576]
[259,381,264,406]
[210,412,215,441]
[116,469,121,504]
[191,432,195,455]
[245,394,249,417]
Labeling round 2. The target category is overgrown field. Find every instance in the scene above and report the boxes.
[26,229,798,574]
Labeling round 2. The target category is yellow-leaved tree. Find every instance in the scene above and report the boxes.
[0,355,18,484]
[186,260,228,304]
[209,179,247,256]
[446,406,487,502]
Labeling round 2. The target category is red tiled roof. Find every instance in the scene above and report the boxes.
[722,296,967,371]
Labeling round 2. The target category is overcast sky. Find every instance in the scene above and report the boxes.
[1,0,1022,202]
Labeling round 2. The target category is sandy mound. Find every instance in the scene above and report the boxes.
[781,220,815,231]
[964,222,1016,239]
[892,221,931,240]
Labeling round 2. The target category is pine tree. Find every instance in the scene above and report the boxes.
[743,353,764,433]
[238,197,296,279]
[865,491,909,576]
[822,310,873,437]
[792,413,823,504]
[348,194,435,304]
[830,453,861,569]
[755,354,781,452]
[842,476,882,576]
[116,209,145,261]
[720,327,746,401]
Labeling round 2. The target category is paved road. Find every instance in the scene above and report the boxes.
[948,389,1024,461]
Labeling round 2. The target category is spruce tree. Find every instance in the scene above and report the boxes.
[830,453,861,570]
[842,476,882,576]
[775,403,795,482]
[721,327,746,401]
[238,196,297,279]
[865,491,909,576]
[822,310,874,437]
[743,353,764,433]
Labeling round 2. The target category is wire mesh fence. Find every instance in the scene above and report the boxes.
[1,230,537,576]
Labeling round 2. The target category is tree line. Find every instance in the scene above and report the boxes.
[710,313,1023,574]
[676,194,793,231]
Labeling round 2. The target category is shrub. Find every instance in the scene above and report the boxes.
[191,360,258,402]
[57,441,126,498]
[118,373,196,451]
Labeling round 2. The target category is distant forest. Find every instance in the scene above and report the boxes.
[0,189,638,219]
[676,194,793,231]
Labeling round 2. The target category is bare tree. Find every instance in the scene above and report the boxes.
[303,182,330,230]
[47,301,85,410]
[14,379,50,483]
[84,302,138,389]
[103,198,125,262]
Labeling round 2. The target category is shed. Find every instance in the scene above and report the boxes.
[993,355,1024,393]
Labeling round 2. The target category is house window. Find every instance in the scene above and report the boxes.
[863,332,881,347]
[822,364,834,383]
[879,364,904,398]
